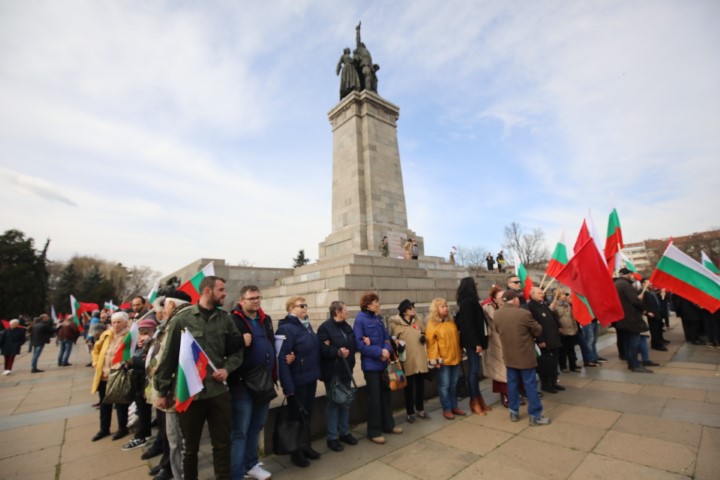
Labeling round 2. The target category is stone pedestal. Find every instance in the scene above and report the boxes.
[318,91,423,260]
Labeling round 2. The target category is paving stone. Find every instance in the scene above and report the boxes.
[594,430,696,475]
[704,391,720,404]
[638,384,706,401]
[611,413,702,447]
[568,452,692,480]
[520,418,608,452]
[695,425,720,480]
[380,438,478,480]
[334,461,416,480]
[464,408,530,434]
[549,404,621,429]
[656,367,719,378]
[0,420,64,459]
[661,398,720,427]
[485,435,587,479]
[427,422,513,455]
[666,361,717,371]
[453,456,548,480]
[0,444,60,479]
[585,380,643,394]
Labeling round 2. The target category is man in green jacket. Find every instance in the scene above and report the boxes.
[154,276,244,480]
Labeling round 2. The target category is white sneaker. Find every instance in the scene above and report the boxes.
[2,370,10,376]
[245,462,272,480]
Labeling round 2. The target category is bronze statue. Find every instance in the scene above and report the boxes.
[336,47,360,99]
[337,21,380,99]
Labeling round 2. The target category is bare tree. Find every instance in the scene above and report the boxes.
[503,222,550,267]
[455,245,487,270]
[121,265,162,301]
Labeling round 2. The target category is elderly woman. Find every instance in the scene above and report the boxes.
[482,286,514,408]
[551,288,581,373]
[1,319,26,375]
[277,296,321,468]
[426,298,465,420]
[389,299,430,423]
[353,292,403,444]
[318,301,358,452]
[90,311,131,442]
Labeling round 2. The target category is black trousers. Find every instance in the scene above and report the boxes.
[155,410,171,471]
[179,392,232,480]
[134,397,152,439]
[404,373,425,415]
[538,348,559,387]
[558,336,579,370]
[98,380,129,434]
[648,316,665,348]
[363,370,395,438]
[616,328,627,358]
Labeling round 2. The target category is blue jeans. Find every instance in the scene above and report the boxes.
[625,332,642,368]
[58,340,74,366]
[437,365,459,411]
[639,336,650,362]
[466,352,481,398]
[507,367,543,417]
[324,380,351,440]
[31,344,44,370]
[230,384,270,479]
[581,321,599,362]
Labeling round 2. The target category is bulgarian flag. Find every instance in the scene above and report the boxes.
[513,252,534,300]
[650,243,720,313]
[571,291,594,326]
[104,301,118,311]
[112,321,139,364]
[147,285,159,306]
[701,251,720,276]
[546,231,569,279]
[176,329,211,412]
[69,295,85,332]
[178,262,215,304]
[604,206,624,267]
[620,252,643,281]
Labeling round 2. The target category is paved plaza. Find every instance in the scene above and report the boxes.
[1,316,719,479]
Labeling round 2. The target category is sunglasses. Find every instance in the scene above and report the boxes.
[244,296,262,302]
[296,304,308,309]
[510,280,521,284]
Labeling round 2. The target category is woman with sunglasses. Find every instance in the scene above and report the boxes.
[482,286,513,408]
[551,288,581,372]
[277,296,321,468]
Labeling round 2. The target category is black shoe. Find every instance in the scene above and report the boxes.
[153,469,173,480]
[31,368,44,373]
[691,340,705,345]
[301,446,321,460]
[86,362,93,367]
[596,357,608,362]
[291,450,309,468]
[63,363,72,366]
[618,356,627,361]
[552,384,566,391]
[652,346,668,352]
[631,366,654,373]
[327,439,344,452]
[339,433,358,445]
[643,361,660,366]
[541,385,558,394]
[141,447,163,460]
[148,465,162,476]
[112,429,129,441]
[662,339,671,344]
[92,431,110,442]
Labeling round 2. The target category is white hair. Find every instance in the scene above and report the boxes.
[9,319,20,327]
[166,297,189,307]
[111,311,129,322]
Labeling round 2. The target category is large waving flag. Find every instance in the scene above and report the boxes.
[112,321,139,364]
[178,262,215,304]
[513,252,534,300]
[147,285,159,306]
[555,221,624,326]
[650,243,720,313]
[69,295,92,332]
[620,252,643,281]
[604,206,624,267]
[701,251,720,276]
[546,230,569,279]
[176,329,210,412]
[571,291,594,326]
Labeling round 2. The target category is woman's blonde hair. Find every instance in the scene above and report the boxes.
[426,298,450,326]
[285,296,306,313]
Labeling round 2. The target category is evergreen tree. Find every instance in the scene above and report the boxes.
[0,229,49,318]
[292,249,311,268]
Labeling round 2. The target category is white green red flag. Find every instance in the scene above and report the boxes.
[571,291,594,326]
[104,301,118,311]
[650,243,720,313]
[701,251,720,276]
[178,262,215,304]
[69,295,87,332]
[147,286,159,306]
[513,252,534,301]
[604,207,623,266]
[545,231,569,279]
[620,252,643,281]
[176,329,210,412]
[112,321,139,364]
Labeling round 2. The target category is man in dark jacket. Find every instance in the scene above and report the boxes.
[527,287,564,393]
[30,314,54,373]
[227,285,275,480]
[642,278,667,351]
[615,269,652,373]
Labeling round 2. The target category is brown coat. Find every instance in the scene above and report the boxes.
[493,306,543,370]
[388,314,429,375]
[553,303,578,336]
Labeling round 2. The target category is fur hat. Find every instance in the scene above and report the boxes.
[398,299,415,314]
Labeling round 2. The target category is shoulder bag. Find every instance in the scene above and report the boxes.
[273,397,310,455]
[243,363,278,405]
[103,364,134,404]
[329,356,357,407]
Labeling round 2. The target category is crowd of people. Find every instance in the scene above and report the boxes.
[2,267,718,480]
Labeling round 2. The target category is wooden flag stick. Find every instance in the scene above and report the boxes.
[539,272,548,291]
[543,278,555,294]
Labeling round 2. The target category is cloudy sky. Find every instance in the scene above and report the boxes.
[1,0,718,275]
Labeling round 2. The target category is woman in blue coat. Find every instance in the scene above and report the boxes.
[277,296,321,468]
[353,292,403,444]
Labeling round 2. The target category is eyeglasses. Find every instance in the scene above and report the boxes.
[244,296,262,302]
[510,280,521,284]
[295,304,308,309]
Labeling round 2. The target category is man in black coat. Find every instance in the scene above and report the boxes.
[30,314,54,373]
[527,287,564,393]
[615,269,652,373]
[642,279,667,351]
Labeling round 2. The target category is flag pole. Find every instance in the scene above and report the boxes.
[539,272,548,290]
[543,278,555,293]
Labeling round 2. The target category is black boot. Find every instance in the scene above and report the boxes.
[291,450,309,467]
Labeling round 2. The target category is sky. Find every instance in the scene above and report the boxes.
[1,0,719,276]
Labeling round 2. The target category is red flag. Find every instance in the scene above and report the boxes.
[571,291,594,326]
[555,226,624,326]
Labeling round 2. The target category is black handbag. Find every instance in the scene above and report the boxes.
[103,365,134,404]
[243,364,278,405]
[328,356,357,407]
[273,398,310,455]
[456,359,470,399]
